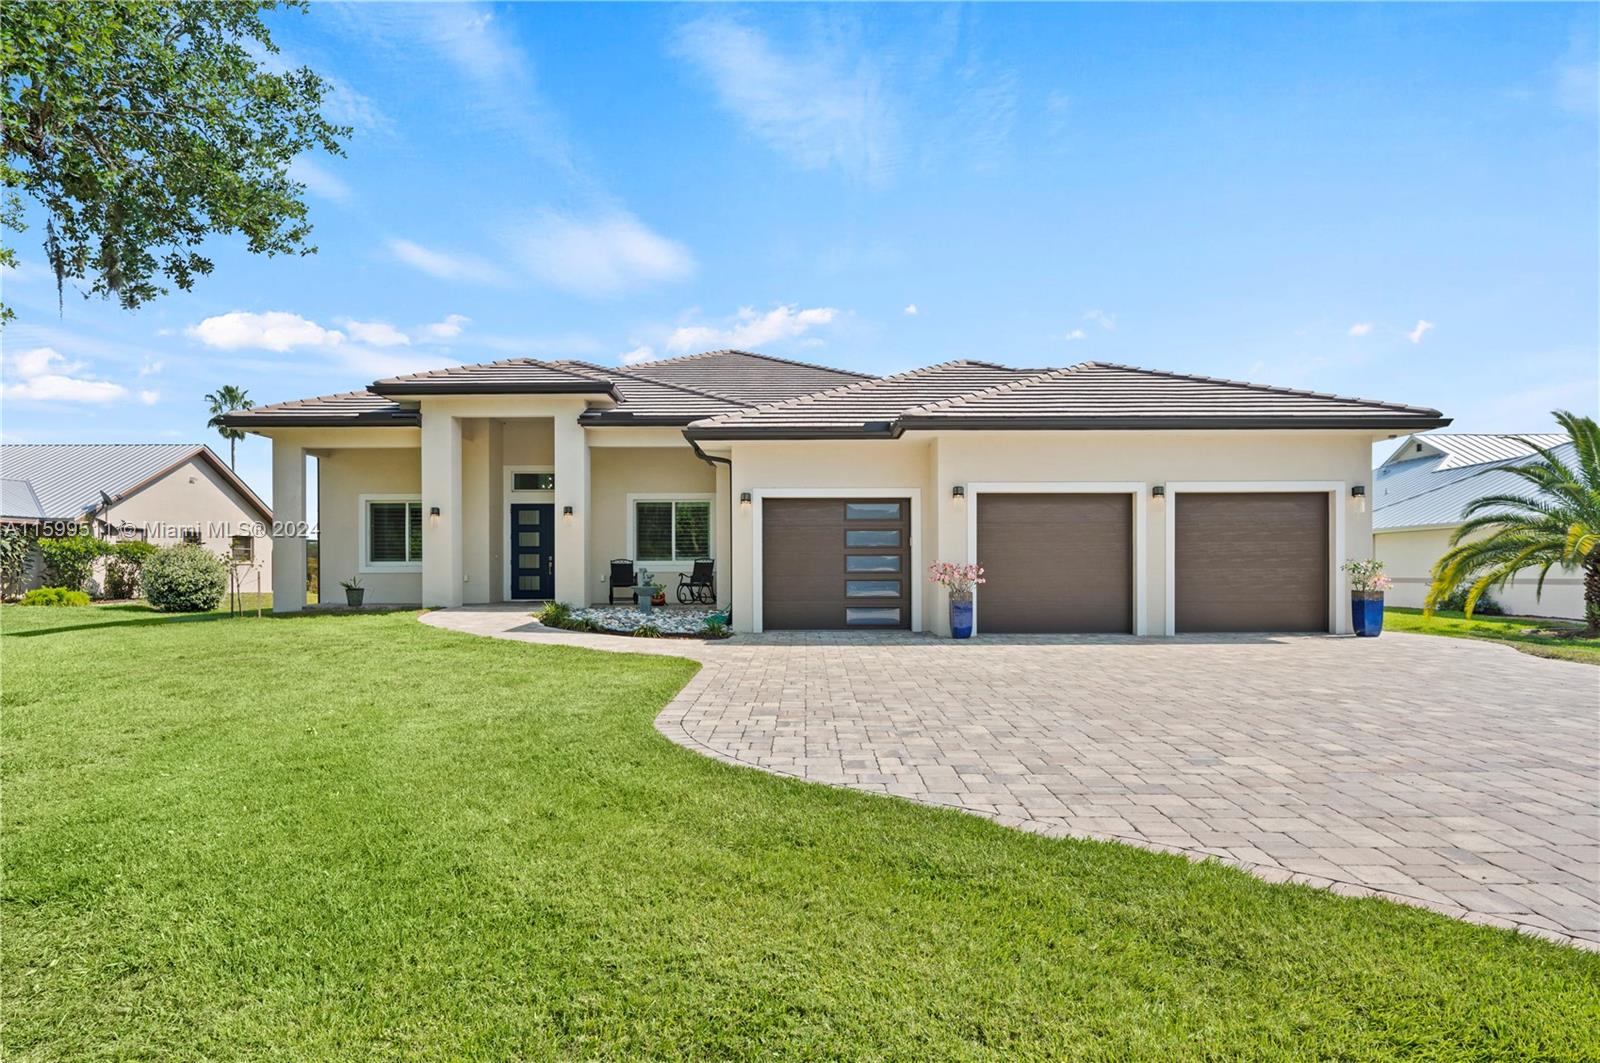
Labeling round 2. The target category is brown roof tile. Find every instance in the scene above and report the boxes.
[623,349,870,405]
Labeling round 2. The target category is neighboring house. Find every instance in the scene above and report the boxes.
[1,443,273,595]
[224,349,1448,635]
[1373,433,1582,619]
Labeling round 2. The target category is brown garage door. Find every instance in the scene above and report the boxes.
[762,498,910,629]
[976,493,1133,633]
[1175,492,1328,632]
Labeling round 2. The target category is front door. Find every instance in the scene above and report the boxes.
[510,503,555,600]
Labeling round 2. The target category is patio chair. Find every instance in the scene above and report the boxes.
[609,559,638,605]
[676,558,716,605]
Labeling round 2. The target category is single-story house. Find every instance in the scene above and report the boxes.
[1373,432,1581,619]
[224,350,1448,635]
[1,443,274,595]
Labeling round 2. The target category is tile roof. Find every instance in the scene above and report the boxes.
[686,361,1039,437]
[551,362,746,423]
[623,349,871,405]
[0,443,270,521]
[1374,437,1576,531]
[1380,432,1569,471]
[221,390,420,428]
[369,358,618,397]
[897,363,1449,430]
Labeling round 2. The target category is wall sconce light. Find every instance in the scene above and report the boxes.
[739,492,752,509]
[562,505,574,522]
[429,506,441,526]
[1151,484,1165,498]
[1351,484,1367,513]
[951,484,966,502]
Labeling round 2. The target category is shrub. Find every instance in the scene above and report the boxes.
[700,619,729,639]
[104,540,160,599]
[538,601,573,626]
[36,532,108,592]
[1437,586,1504,616]
[0,526,31,599]
[19,586,89,607]
[142,544,228,612]
[632,623,663,639]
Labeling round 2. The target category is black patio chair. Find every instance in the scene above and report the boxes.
[677,558,715,604]
[609,559,638,605]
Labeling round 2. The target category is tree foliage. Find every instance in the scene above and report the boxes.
[1427,411,1600,631]
[206,384,254,469]
[36,530,107,592]
[1,1,348,318]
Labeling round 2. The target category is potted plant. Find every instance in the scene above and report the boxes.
[1342,558,1392,637]
[340,576,365,608]
[928,561,984,638]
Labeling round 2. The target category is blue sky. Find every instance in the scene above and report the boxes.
[2,2,1596,505]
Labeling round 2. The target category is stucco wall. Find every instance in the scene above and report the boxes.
[105,455,273,595]
[724,430,1376,635]
[1375,526,1584,618]
[319,447,423,604]
[588,445,720,605]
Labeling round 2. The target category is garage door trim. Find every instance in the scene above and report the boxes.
[964,482,1149,637]
[750,487,923,634]
[1162,481,1346,636]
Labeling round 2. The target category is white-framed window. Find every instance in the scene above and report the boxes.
[360,495,423,571]
[230,535,254,562]
[628,494,713,563]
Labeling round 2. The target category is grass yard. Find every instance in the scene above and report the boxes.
[4,606,1598,1060]
[1385,607,1600,664]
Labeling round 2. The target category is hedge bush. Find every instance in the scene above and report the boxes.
[37,532,107,592]
[19,586,90,607]
[104,540,160,599]
[142,544,228,613]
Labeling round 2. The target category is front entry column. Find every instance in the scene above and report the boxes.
[421,408,463,608]
[553,411,588,604]
[270,439,307,613]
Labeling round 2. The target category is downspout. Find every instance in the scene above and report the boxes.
[687,435,733,627]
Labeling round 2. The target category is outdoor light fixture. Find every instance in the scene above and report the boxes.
[1151,484,1166,498]
[951,484,966,502]
[1351,484,1367,513]
[562,505,574,521]
[429,506,441,526]
[739,492,752,509]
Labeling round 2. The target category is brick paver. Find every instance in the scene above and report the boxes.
[423,606,1600,949]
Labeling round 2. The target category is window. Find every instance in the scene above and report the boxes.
[634,499,712,562]
[846,502,901,520]
[511,471,554,491]
[181,528,202,545]
[230,535,254,562]
[366,499,423,566]
[846,529,900,548]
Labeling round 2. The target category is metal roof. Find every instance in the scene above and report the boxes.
[1374,439,1576,531]
[1,478,45,520]
[1380,432,1569,471]
[0,443,270,521]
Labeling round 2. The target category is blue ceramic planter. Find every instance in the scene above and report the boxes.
[950,600,974,639]
[1352,593,1384,637]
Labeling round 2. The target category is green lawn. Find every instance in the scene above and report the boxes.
[4,606,1597,1060]
[1384,607,1600,664]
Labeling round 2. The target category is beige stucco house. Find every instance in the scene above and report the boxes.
[226,350,1449,636]
[1374,433,1583,619]
[1,443,273,594]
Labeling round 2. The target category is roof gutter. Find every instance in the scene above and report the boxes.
[687,435,735,628]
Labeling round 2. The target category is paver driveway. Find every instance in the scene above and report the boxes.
[424,606,1599,948]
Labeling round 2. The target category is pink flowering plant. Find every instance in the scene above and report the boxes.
[928,561,985,601]
[1342,557,1393,594]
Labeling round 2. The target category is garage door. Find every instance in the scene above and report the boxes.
[762,498,910,629]
[1175,492,1328,632]
[976,493,1133,633]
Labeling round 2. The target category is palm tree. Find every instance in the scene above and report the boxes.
[1427,410,1600,632]
[205,386,255,470]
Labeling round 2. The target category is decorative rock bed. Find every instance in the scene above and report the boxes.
[540,605,731,638]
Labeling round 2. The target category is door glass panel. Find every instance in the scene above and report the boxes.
[518,552,540,566]
[846,607,901,625]
[519,509,541,526]
[845,502,901,520]
[846,529,900,547]
[517,575,542,592]
[846,554,900,572]
[846,580,900,598]
[518,531,541,547]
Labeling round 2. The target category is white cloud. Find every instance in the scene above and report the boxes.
[138,359,163,376]
[187,311,345,352]
[139,389,161,406]
[620,345,657,365]
[1083,309,1116,331]
[2,347,128,404]
[387,238,510,286]
[1064,328,1087,341]
[666,305,838,354]
[672,15,898,183]
[1406,319,1434,344]
[417,314,470,341]
[903,303,918,316]
[1347,322,1373,337]
[289,157,352,203]
[509,211,694,297]
[339,318,411,347]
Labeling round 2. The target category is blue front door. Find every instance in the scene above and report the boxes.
[510,503,554,600]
